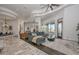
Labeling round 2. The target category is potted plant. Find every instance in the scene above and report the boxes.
[76,23,79,44]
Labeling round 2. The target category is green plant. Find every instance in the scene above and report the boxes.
[76,23,79,31]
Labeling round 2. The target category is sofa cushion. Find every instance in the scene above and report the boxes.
[36,32,44,36]
[0,38,4,49]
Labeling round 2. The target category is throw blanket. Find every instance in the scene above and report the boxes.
[32,36,43,43]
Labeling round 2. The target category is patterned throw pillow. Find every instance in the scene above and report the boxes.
[32,33,37,36]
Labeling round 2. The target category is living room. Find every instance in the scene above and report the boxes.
[0,4,79,55]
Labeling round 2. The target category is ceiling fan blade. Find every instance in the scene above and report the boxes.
[50,5,53,10]
[51,4,60,6]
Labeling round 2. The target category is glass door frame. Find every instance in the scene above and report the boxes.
[57,18,63,39]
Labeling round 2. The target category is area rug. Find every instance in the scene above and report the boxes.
[42,39,78,55]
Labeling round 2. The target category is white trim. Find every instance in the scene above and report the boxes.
[0,12,16,18]
[33,4,71,17]
[0,7,17,16]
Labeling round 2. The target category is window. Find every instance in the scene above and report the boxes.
[48,23,55,33]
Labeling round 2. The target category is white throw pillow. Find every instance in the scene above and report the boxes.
[32,33,37,36]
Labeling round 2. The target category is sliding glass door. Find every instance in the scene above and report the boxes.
[57,19,63,38]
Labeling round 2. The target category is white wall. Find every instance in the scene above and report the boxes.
[0,20,3,32]
[42,9,64,37]
[42,9,64,24]
[7,20,19,35]
[63,5,79,41]
[0,19,19,36]
[35,17,42,31]
[42,5,79,41]
[24,17,42,32]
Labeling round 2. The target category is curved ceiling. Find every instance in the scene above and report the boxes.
[0,4,41,20]
[0,4,65,20]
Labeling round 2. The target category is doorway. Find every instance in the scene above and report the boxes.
[57,18,63,39]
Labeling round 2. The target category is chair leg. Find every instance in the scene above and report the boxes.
[0,49,2,54]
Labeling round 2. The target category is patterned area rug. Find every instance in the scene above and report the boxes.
[42,38,79,55]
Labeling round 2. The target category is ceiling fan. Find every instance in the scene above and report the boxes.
[40,4,60,12]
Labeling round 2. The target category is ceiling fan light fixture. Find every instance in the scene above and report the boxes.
[40,4,61,12]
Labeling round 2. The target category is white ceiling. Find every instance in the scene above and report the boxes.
[0,4,63,21]
[0,4,41,20]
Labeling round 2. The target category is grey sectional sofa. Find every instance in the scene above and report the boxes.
[28,32,46,45]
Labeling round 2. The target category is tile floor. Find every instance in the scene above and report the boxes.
[1,36,79,55]
[0,36,47,55]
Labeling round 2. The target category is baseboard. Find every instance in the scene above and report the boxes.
[63,37,78,42]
